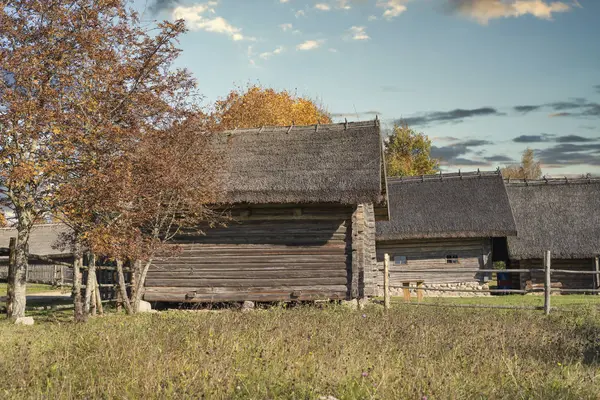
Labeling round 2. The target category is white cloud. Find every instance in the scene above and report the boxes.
[451,0,574,25]
[315,3,331,11]
[329,48,338,53]
[173,3,255,41]
[295,10,306,17]
[347,26,370,40]
[297,39,324,50]
[377,0,409,20]
[292,29,302,34]
[368,15,378,21]
[336,0,352,10]
[280,0,290,3]
[259,46,285,59]
[279,23,293,31]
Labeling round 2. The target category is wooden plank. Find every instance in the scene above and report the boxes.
[416,281,424,302]
[145,277,348,288]
[384,253,390,310]
[147,270,348,279]
[544,251,551,316]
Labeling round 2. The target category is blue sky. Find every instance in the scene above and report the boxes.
[137,0,600,176]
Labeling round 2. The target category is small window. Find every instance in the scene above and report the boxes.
[446,255,459,264]
[394,255,407,265]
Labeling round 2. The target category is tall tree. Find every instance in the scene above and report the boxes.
[0,0,207,319]
[214,85,331,129]
[385,123,440,177]
[502,148,542,179]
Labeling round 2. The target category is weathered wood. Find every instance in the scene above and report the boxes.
[143,203,356,303]
[416,281,424,302]
[544,251,551,315]
[595,256,600,293]
[402,282,410,301]
[383,253,390,310]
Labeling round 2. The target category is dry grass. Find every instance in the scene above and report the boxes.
[0,304,599,399]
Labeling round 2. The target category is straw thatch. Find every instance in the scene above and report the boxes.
[377,171,517,241]
[0,224,70,257]
[216,120,383,204]
[506,178,600,259]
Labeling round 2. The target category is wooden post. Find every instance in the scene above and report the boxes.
[6,237,16,317]
[95,275,104,315]
[383,253,390,310]
[544,250,551,315]
[594,256,600,295]
[417,281,424,302]
[402,282,410,301]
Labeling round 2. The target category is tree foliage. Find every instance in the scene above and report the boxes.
[385,123,440,178]
[0,0,219,319]
[502,148,542,179]
[0,211,7,228]
[213,85,331,129]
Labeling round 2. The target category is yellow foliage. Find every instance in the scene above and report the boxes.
[214,85,331,129]
[0,211,7,227]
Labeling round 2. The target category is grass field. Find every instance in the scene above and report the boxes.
[0,303,599,399]
[0,282,59,296]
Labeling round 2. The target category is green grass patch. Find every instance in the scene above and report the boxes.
[397,294,600,308]
[0,304,598,399]
[0,282,59,296]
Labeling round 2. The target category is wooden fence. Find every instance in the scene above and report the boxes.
[382,251,600,315]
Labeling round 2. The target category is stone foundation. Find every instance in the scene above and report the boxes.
[381,281,491,297]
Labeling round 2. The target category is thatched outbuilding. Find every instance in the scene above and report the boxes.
[505,178,600,291]
[144,120,388,303]
[375,170,517,294]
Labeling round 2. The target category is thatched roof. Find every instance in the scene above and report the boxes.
[506,178,600,259]
[0,224,70,257]
[216,120,383,204]
[377,171,517,241]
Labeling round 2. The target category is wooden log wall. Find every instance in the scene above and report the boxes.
[352,203,378,297]
[375,238,492,291]
[144,204,358,303]
[514,258,596,291]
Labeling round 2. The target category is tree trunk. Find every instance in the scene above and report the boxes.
[84,253,96,315]
[8,215,32,319]
[73,251,86,323]
[116,259,133,315]
[5,237,16,317]
[132,259,152,313]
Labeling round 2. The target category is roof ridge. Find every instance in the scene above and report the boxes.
[388,169,501,184]
[223,119,379,134]
[504,177,600,186]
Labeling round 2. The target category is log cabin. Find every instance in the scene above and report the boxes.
[143,120,388,303]
[375,170,517,295]
[505,178,600,292]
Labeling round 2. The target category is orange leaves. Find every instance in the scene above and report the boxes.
[214,85,331,130]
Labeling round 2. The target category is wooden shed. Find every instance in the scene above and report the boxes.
[505,178,600,292]
[375,171,517,295]
[0,224,73,285]
[143,120,387,303]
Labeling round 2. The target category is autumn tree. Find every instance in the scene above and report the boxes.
[0,211,7,228]
[385,123,440,177]
[1,0,214,319]
[502,148,542,179]
[213,85,331,129]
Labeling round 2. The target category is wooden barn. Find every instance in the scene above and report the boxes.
[375,171,517,295]
[0,224,73,285]
[505,178,600,292]
[143,120,387,303]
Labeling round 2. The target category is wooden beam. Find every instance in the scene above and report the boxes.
[402,282,410,301]
[544,250,551,316]
[384,253,390,310]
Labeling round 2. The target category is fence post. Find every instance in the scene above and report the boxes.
[594,256,600,295]
[544,250,551,315]
[383,253,390,310]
